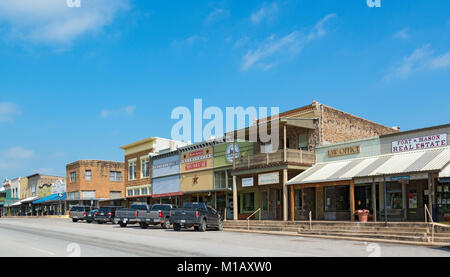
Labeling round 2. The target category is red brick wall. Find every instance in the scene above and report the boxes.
[124,150,152,189]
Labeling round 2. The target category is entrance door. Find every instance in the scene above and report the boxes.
[302,188,316,219]
[407,181,426,221]
[267,189,278,220]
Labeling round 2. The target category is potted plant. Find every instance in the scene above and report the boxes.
[354,209,370,222]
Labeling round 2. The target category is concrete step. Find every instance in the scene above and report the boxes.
[297,230,428,243]
[224,220,432,228]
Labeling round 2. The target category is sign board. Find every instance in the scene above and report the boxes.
[327,145,361,158]
[258,172,279,186]
[241,177,254,187]
[180,148,213,173]
[392,133,447,153]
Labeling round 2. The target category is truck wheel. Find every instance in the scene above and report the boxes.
[162,219,171,229]
[199,219,207,232]
[72,219,78,223]
[140,223,148,229]
[87,220,92,224]
[173,223,181,231]
[216,220,223,231]
[194,226,199,231]
[119,222,127,228]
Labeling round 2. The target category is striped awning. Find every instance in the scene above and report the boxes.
[288,146,450,185]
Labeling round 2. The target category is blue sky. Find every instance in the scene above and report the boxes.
[0,0,449,180]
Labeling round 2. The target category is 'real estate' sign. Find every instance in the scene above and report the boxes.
[392,134,447,153]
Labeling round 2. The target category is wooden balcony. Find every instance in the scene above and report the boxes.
[234,149,315,169]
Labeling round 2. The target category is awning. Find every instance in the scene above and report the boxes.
[33,193,67,204]
[10,201,22,207]
[152,192,184,198]
[21,196,39,203]
[288,146,450,185]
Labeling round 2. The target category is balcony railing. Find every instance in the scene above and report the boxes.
[234,149,315,169]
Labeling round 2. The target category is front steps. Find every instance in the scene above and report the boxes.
[223,220,450,246]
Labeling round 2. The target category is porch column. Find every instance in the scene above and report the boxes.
[233,176,238,220]
[283,124,287,162]
[290,185,295,221]
[402,182,407,221]
[350,180,355,222]
[378,182,384,218]
[283,169,288,221]
[371,180,377,222]
[428,173,434,218]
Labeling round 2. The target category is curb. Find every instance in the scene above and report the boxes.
[224,228,450,247]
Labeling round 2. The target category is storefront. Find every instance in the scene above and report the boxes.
[288,144,450,222]
[152,150,183,206]
[179,142,218,208]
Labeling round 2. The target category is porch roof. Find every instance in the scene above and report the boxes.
[287,146,450,185]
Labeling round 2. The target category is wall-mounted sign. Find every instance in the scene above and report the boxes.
[327,145,361,158]
[180,148,213,172]
[258,172,279,186]
[241,177,254,187]
[392,134,447,153]
[225,143,240,164]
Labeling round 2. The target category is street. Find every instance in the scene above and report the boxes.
[0,218,448,257]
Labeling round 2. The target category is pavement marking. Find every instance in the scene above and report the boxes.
[30,247,56,256]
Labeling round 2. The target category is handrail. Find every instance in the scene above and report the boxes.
[246,208,262,230]
[424,204,435,243]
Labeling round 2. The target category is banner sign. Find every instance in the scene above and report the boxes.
[242,177,254,187]
[392,134,447,153]
[258,172,279,186]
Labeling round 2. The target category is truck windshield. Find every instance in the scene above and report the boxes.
[151,205,171,211]
[182,203,206,210]
[70,206,84,212]
[130,205,148,210]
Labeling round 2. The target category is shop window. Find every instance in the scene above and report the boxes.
[386,183,402,210]
[261,191,268,211]
[141,187,148,195]
[134,188,140,196]
[294,189,302,210]
[325,186,349,212]
[128,189,133,197]
[214,171,226,189]
[242,192,255,212]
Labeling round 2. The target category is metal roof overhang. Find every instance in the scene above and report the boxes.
[288,146,450,186]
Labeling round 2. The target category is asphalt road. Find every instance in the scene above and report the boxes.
[0,217,448,257]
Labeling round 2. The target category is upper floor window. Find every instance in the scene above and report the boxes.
[70,172,77,183]
[141,156,150,178]
[110,171,122,182]
[85,170,92,181]
[298,133,309,150]
[128,160,137,180]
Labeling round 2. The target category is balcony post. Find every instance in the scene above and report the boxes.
[283,124,287,162]
[283,169,288,221]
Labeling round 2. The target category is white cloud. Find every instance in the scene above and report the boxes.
[0,147,34,170]
[250,2,278,24]
[205,8,229,25]
[383,45,450,81]
[0,102,21,122]
[100,105,136,119]
[241,14,336,71]
[0,0,130,44]
[393,28,409,40]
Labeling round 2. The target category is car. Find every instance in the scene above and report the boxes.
[115,204,150,228]
[69,206,92,222]
[94,206,121,224]
[85,209,99,223]
[137,204,177,229]
[170,202,223,232]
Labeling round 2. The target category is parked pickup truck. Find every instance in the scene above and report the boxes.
[94,206,121,224]
[137,204,177,229]
[170,202,223,232]
[115,204,150,228]
[69,206,92,222]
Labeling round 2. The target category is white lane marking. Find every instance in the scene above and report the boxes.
[31,247,56,256]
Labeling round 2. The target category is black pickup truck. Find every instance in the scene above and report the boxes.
[170,202,223,232]
[137,204,176,229]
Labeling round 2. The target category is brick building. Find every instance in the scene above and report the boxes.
[66,160,125,207]
[120,137,186,205]
[228,100,399,221]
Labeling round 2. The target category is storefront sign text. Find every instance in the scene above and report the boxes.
[392,134,447,153]
[327,145,361,158]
